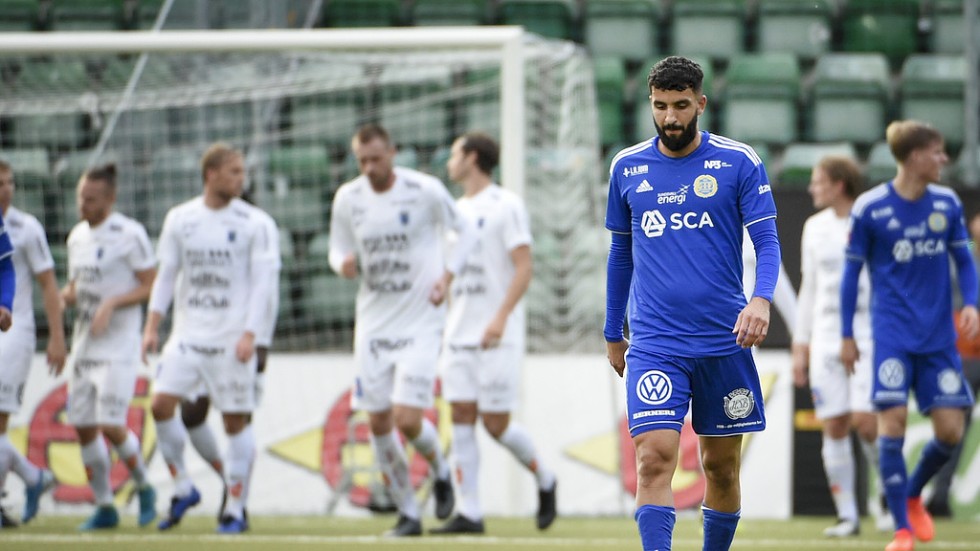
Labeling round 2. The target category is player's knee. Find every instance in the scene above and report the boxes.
[222,414,248,435]
[181,396,210,428]
[701,453,739,488]
[635,446,675,485]
[151,394,179,421]
[481,415,509,439]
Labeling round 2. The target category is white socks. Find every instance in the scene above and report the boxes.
[409,418,450,480]
[80,438,113,506]
[223,425,255,519]
[823,435,857,521]
[156,417,194,497]
[114,431,148,486]
[188,423,224,475]
[372,430,419,519]
[498,424,555,490]
[451,424,481,520]
[0,433,40,489]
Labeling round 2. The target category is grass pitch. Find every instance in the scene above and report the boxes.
[2,514,979,550]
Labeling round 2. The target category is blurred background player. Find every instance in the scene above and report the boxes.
[329,123,477,537]
[793,155,890,537]
[0,160,62,528]
[142,143,278,534]
[841,120,978,551]
[430,132,556,535]
[62,163,157,530]
[925,210,980,518]
[605,56,779,551]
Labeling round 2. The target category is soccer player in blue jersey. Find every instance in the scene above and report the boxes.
[841,120,978,551]
[604,56,781,551]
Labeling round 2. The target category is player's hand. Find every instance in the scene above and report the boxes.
[606,339,628,378]
[46,332,67,376]
[340,253,358,279]
[90,300,115,336]
[733,296,770,348]
[429,272,452,306]
[790,343,809,388]
[958,305,980,340]
[236,332,256,363]
[840,338,859,376]
[481,315,506,349]
[141,329,159,365]
[0,307,11,332]
[61,284,76,306]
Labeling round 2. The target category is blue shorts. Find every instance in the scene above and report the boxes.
[872,343,976,413]
[624,346,766,437]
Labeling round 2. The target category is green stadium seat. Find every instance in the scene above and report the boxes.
[866,141,896,186]
[268,145,331,190]
[900,54,967,149]
[379,67,452,148]
[594,57,627,148]
[497,0,577,41]
[137,0,209,29]
[806,53,890,145]
[841,0,920,69]
[50,0,132,31]
[140,146,204,235]
[584,0,661,61]
[263,188,326,235]
[305,272,358,327]
[307,231,330,263]
[460,67,500,136]
[670,0,747,62]
[722,53,800,145]
[322,0,403,27]
[777,142,858,188]
[53,148,122,189]
[9,60,90,149]
[756,0,833,59]
[411,0,490,26]
[952,145,980,187]
[0,148,50,226]
[633,55,713,143]
[0,0,40,31]
[929,0,978,54]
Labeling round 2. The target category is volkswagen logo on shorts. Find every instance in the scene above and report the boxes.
[878,358,905,389]
[636,370,672,406]
[938,368,962,395]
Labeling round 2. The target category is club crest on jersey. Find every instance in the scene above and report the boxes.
[723,388,755,420]
[478,217,485,228]
[693,175,718,198]
[877,358,905,389]
[623,165,648,178]
[928,212,947,233]
[400,211,409,225]
[636,370,672,406]
[228,230,236,242]
[96,247,104,259]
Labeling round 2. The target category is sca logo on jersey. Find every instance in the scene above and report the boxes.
[641,209,715,238]
[892,237,946,262]
[636,370,672,406]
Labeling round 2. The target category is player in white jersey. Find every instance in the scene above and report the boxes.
[62,164,157,530]
[142,143,278,534]
[429,132,556,535]
[0,161,63,528]
[793,156,890,537]
[329,124,477,537]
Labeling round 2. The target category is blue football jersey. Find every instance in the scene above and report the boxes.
[847,182,970,352]
[605,132,777,356]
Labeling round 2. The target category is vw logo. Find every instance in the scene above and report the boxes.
[878,358,905,389]
[636,370,672,406]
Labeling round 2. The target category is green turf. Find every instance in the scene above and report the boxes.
[2,514,979,550]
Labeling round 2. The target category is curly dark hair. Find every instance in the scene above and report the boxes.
[647,56,703,95]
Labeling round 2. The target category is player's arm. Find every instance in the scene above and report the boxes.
[142,213,177,363]
[328,188,358,279]
[36,269,67,374]
[734,218,779,348]
[604,231,632,377]
[951,242,979,340]
[240,225,279,363]
[90,266,155,337]
[839,258,863,375]
[0,255,13,332]
[792,225,816,388]
[433,188,478,306]
[482,244,531,349]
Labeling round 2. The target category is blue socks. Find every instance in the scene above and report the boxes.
[635,504,676,551]
[702,506,740,551]
[909,438,956,498]
[879,436,910,530]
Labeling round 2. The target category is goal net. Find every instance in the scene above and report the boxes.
[0,28,606,353]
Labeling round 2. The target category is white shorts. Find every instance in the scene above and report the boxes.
[154,338,257,414]
[0,329,36,413]
[351,330,441,413]
[67,355,138,426]
[809,340,874,420]
[440,343,522,413]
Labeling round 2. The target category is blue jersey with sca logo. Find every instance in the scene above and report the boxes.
[605,132,777,356]
[846,182,970,352]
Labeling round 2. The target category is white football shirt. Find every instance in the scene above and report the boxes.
[252,205,281,347]
[445,184,531,346]
[795,207,872,346]
[157,197,279,344]
[4,206,54,332]
[67,211,156,358]
[329,167,468,338]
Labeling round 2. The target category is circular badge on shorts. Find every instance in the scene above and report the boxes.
[878,358,905,389]
[693,175,718,198]
[938,368,962,395]
[928,212,947,233]
[724,388,755,420]
[636,370,672,406]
